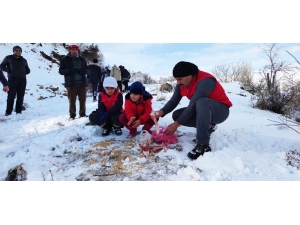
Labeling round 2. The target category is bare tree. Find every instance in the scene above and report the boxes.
[79,44,105,66]
[211,60,253,85]
[254,43,299,114]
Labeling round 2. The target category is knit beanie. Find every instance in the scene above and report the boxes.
[103,77,118,89]
[173,61,198,78]
[68,44,79,50]
[130,81,145,95]
[13,45,22,52]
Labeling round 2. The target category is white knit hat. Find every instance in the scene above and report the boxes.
[103,77,118,89]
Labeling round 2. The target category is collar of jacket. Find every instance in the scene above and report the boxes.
[66,53,81,58]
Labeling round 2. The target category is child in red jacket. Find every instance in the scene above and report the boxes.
[89,77,124,136]
[119,81,157,138]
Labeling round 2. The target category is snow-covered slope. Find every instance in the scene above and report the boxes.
[0,43,300,181]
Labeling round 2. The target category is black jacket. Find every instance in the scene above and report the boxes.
[0,55,30,79]
[121,68,130,81]
[59,54,90,87]
[88,64,101,83]
[0,70,8,86]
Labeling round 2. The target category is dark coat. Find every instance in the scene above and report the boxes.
[88,63,101,83]
[0,70,8,86]
[59,54,90,87]
[121,68,131,81]
[0,55,30,79]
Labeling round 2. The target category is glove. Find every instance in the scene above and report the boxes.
[78,68,86,75]
[100,112,110,125]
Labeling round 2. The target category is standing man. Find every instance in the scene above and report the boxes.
[119,65,131,93]
[88,58,102,102]
[59,44,90,119]
[110,64,122,91]
[0,69,9,93]
[155,61,232,160]
[0,45,30,116]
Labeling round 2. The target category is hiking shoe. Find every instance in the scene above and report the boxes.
[187,144,211,160]
[69,115,76,120]
[79,114,88,118]
[114,127,123,136]
[102,128,111,136]
[209,124,217,136]
[5,113,11,116]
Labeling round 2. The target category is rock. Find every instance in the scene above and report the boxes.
[50,87,59,92]
[38,96,47,100]
[5,164,27,181]
[159,82,173,92]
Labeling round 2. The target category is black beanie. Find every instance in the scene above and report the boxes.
[93,59,98,63]
[13,45,22,52]
[130,81,145,95]
[173,61,198,78]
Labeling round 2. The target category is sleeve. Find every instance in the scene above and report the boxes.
[25,59,30,74]
[83,59,90,75]
[98,67,102,81]
[0,70,8,86]
[0,56,9,72]
[160,85,182,116]
[58,58,72,75]
[138,98,153,124]
[125,99,136,120]
[176,78,216,125]
[107,93,123,115]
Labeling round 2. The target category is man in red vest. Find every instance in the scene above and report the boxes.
[155,61,233,160]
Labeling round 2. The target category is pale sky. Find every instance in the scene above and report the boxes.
[97,43,300,79]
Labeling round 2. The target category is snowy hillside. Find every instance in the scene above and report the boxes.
[0,43,300,181]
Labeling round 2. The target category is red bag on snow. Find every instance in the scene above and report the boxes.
[151,126,178,145]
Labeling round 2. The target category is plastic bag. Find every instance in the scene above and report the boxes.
[151,126,178,145]
[138,130,152,156]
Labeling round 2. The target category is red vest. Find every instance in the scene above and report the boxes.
[179,70,233,107]
[100,90,124,112]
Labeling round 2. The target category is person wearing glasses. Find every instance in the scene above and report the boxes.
[0,45,30,116]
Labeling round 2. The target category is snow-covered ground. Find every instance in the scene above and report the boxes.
[1,43,300,181]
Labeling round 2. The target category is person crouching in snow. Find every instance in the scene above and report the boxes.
[88,77,123,136]
[119,81,157,138]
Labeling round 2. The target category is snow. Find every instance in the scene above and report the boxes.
[1,43,300,182]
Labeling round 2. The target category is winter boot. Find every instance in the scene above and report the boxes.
[102,127,112,136]
[114,127,123,136]
[93,96,97,102]
[187,144,211,160]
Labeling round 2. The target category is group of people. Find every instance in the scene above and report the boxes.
[87,59,131,102]
[1,44,233,160]
[58,44,132,119]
